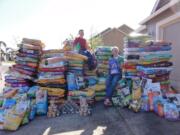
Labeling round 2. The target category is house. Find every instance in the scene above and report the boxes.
[136,0,180,90]
[91,24,134,53]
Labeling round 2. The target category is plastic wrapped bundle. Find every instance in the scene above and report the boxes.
[37,50,68,117]
[95,46,112,77]
[123,36,150,79]
[65,51,88,98]
[137,41,173,95]
[14,39,43,80]
[42,49,64,59]
[0,38,45,131]
[93,77,106,101]
[67,88,95,105]
[4,38,43,91]
[36,87,48,115]
[40,87,65,106]
[65,51,87,77]
[37,50,68,89]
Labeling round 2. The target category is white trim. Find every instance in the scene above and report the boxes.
[135,25,147,33]
[156,12,180,40]
[151,0,161,14]
[140,0,180,25]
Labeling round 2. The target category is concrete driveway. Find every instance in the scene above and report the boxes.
[0,62,11,93]
[1,102,180,135]
[1,63,180,135]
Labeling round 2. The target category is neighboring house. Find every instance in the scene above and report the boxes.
[91,24,133,53]
[136,0,180,90]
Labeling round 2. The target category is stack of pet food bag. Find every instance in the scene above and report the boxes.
[37,49,67,117]
[116,36,180,121]
[95,46,112,101]
[83,51,98,88]
[83,52,98,103]
[0,38,44,130]
[136,41,180,120]
[84,66,97,88]
[66,51,95,106]
[122,36,148,111]
[112,37,140,107]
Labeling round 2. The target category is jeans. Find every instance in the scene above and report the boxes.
[79,50,96,70]
[106,74,121,99]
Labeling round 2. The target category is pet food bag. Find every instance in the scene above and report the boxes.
[164,102,179,121]
[36,89,47,115]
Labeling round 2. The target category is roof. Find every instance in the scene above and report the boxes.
[151,0,171,14]
[118,24,134,34]
[99,27,112,35]
[92,24,133,39]
[140,0,179,25]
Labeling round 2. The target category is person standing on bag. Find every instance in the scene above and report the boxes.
[73,29,89,52]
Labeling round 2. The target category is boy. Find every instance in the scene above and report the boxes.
[104,47,123,106]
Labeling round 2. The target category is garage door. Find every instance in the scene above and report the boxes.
[163,20,180,90]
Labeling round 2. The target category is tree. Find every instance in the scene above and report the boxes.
[6,47,15,61]
[0,41,7,63]
[89,36,103,51]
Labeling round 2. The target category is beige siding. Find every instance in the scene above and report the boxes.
[146,2,180,39]
[101,29,126,53]
[146,9,174,39]
[163,20,180,90]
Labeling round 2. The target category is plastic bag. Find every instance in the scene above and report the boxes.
[0,110,4,130]
[132,87,142,100]
[3,88,18,98]
[2,98,16,109]
[132,79,142,100]
[121,95,132,107]
[116,79,126,90]
[3,111,23,131]
[141,96,149,112]
[18,86,29,94]
[36,89,47,115]
[148,91,161,111]
[28,86,39,98]
[67,73,77,91]
[4,100,28,131]
[157,103,164,117]
[85,77,97,86]
[21,100,30,125]
[129,100,141,112]
[164,103,179,121]
[90,84,105,92]
[36,103,47,115]
[29,100,36,120]
[0,95,3,107]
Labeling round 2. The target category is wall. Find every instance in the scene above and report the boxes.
[101,28,126,53]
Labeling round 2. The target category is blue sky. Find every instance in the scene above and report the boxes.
[0,0,156,49]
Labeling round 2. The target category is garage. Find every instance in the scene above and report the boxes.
[163,20,180,90]
[156,13,180,90]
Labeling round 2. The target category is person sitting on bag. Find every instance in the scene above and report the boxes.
[73,29,96,70]
[104,47,123,106]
